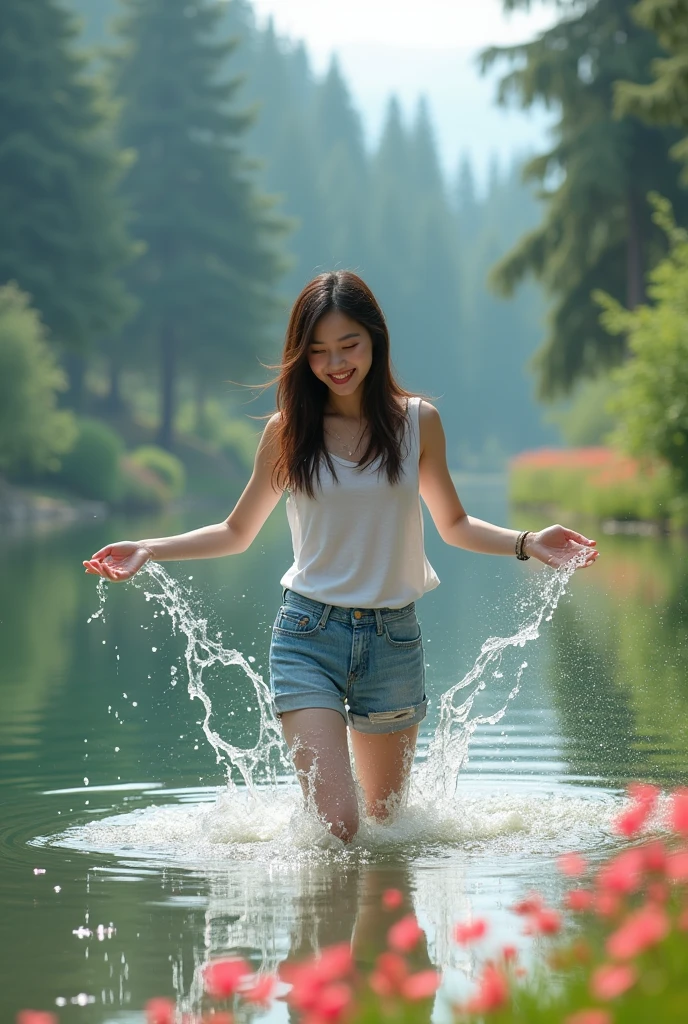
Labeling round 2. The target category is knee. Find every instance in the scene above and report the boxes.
[325,804,359,843]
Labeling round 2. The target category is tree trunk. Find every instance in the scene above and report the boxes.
[63,351,86,412]
[626,188,646,310]
[195,377,209,437]
[104,354,126,417]
[157,324,177,451]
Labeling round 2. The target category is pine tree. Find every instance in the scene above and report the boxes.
[615,0,688,179]
[0,0,134,372]
[482,0,688,397]
[112,0,288,449]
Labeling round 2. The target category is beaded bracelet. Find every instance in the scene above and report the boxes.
[515,530,532,560]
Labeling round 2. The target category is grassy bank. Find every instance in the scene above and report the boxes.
[509,448,687,530]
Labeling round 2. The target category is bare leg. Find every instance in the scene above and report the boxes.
[281,708,360,842]
[350,724,419,821]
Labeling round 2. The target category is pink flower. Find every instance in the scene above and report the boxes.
[282,945,353,1014]
[387,914,423,953]
[16,1014,58,1024]
[591,963,637,1000]
[597,848,644,894]
[594,890,621,918]
[204,958,251,999]
[454,918,488,944]
[382,888,404,910]
[401,970,441,1001]
[565,889,594,912]
[512,893,543,916]
[369,952,407,998]
[202,1014,233,1024]
[312,944,354,984]
[314,982,352,1021]
[524,908,562,936]
[642,840,667,874]
[564,1011,612,1024]
[665,850,688,882]
[669,788,688,835]
[242,974,276,1005]
[145,1000,175,1024]
[606,901,670,960]
[501,945,518,963]
[558,853,588,877]
[465,963,509,1013]
[613,786,657,838]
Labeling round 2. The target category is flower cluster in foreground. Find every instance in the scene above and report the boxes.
[18,784,688,1024]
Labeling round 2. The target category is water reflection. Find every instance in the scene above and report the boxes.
[2,490,688,1022]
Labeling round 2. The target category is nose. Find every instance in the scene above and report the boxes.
[326,351,347,371]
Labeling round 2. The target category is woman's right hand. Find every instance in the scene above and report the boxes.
[83,542,152,582]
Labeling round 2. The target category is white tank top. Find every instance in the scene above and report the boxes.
[280,397,440,609]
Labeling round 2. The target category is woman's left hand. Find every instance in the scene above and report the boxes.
[526,525,599,569]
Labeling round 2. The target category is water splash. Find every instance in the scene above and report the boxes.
[89,555,583,812]
[135,562,292,793]
[413,556,582,802]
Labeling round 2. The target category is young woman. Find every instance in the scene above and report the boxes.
[84,272,598,842]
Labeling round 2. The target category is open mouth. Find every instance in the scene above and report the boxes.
[328,369,355,385]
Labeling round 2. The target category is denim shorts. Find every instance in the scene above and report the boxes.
[269,589,427,734]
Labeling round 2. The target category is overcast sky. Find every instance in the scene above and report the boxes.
[250,0,557,60]
[249,0,558,187]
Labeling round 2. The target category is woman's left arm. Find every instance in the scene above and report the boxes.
[418,402,599,569]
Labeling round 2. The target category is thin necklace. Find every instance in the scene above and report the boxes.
[327,418,365,458]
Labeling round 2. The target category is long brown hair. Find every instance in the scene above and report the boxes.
[272,272,413,497]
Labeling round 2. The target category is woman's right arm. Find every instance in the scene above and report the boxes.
[83,415,284,582]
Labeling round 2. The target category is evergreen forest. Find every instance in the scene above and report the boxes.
[3,0,688,507]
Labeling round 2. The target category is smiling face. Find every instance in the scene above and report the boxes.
[307,310,374,400]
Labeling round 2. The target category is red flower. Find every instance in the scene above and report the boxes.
[565,889,594,912]
[204,958,251,999]
[564,1010,612,1024]
[501,945,518,963]
[597,848,644,894]
[145,1000,175,1024]
[465,963,509,1013]
[381,888,404,910]
[242,974,276,1005]
[558,853,588,877]
[369,952,407,998]
[17,1014,58,1024]
[606,901,670,960]
[401,970,441,1001]
[669,788,688,835]
[613,785,658,838]
[387,914,423,953]
[202,1014,233,1024]
[591,962,637,1000]
[666,850,688,882]
[454,918,488,944]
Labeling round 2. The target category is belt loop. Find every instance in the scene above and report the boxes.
[374,608,384,636]
[282,587,289,602]
[319,603,333,629]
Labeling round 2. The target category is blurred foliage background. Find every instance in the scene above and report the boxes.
[2,0,688,514]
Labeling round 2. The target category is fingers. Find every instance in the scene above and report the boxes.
[565,529,596,547]
[90,545,113,560]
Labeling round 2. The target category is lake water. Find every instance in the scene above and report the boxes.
[2,478,688,1022]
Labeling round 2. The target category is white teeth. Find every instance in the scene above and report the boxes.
[330,371,353,380]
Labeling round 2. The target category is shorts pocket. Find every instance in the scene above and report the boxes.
[272,604,322,637]
[383,610,422,648]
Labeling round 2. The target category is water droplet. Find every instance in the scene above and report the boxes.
[54,886,61,893]
[151,647,157,652]
[83,778,89,786]
[132,702,138,707]
[114,747,120,753]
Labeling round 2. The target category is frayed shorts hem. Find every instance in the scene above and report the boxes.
[273,697,428,735]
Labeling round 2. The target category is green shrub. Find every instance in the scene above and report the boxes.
[119,457,169,510]
[0,283,76,475]
[128,445,185,499]
[218,417,259,472]
[55,417,124,501]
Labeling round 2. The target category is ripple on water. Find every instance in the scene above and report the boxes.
[40,779,621,869]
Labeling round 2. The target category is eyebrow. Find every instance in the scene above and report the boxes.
[310,332,360,346]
